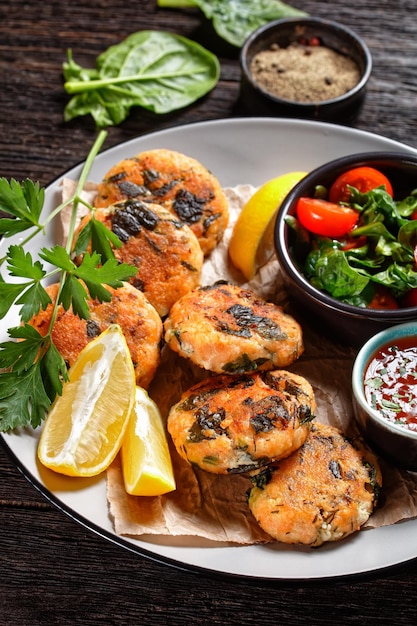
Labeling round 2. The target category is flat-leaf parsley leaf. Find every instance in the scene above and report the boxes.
[0,130,137,431]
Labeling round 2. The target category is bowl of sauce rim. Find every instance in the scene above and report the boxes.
[352,322,417,470]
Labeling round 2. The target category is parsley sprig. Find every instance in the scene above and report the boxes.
[0,130,137,431]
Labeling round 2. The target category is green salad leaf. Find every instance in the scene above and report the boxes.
[63,31,220,127]
[158,0,307,47]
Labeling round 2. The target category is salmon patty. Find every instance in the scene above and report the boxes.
[93,148,229,255]
[28,281,162,389]
[248,422,382,547]
[75,201,203,317]
[164,282,304,374]
[167,369,316,474]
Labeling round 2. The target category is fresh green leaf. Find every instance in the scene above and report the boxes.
[0,365,52,430]
[58,274,91,318]
[396,193,417,218]
[63,31,220,127]
[0,325,46,373]
[90,217,123,260]
[39,245,77,273]
[312,249,369,299]
[72,219,93,256]
[158,0,307,47]
[398,219,417,251]
[1,245,52,321]
[15,282,52,323]
[75,252,137,297]
[40,341,68,402]
[0,326,58,430]
[0,178,44,235]
[0,217,37,237]
[7,244,47,280]
[372,263,417,296]
[0,281,29,319]
[72,216,123,259]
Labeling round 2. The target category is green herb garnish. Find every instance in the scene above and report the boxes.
[63,31,220,127]
[158,0,307,47]
[0,130,137,431]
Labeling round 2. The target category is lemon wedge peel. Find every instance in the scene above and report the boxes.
[121,386,176,497]
[37,324,136,477]
[228,171,307,280]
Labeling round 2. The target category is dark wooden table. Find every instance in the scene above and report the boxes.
[1,1,417,624]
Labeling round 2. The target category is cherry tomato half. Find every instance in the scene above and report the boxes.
[340,235,367,251]
[328,167,394,203]
[367,286,399,309]
[296,197,359,237]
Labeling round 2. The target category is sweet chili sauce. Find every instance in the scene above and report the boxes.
[363,336,417,432]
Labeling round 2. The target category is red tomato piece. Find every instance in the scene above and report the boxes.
[400,288,417,308]
[341,235,367,251]
[296,197,359,237]
[328,167,394,203]
[367,286,399,309]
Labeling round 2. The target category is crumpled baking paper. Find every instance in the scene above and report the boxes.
[101,184,417,544]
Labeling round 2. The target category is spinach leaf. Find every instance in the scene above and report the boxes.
[158,0,307,47]
[63,31,220,127]
[371,263,417,295]
[310,248,369,299]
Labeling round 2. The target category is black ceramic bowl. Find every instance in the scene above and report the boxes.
[274,152,417,347]
[240,17,372,121]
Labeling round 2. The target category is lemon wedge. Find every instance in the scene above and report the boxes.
[229,171,307,280]
[121,386,176,497]
[38,325,136,477]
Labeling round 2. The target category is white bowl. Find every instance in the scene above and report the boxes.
[352,322,417,470]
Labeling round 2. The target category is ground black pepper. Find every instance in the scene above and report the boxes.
[250,41,361,103]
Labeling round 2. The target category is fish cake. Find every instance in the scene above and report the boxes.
[248,422,382,547]
[28,281,162,389]
[164,282,304,374]
[75,200,203,317]
[94,148,230,255]
[167,369,316,474]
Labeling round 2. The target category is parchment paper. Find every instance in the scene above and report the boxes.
[62,179,417,544]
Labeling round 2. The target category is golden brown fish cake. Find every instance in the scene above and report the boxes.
[94,148,230,255]
[167,369,316,474]
[164,282,304,375]
[248,422,382,547]
[75,201,203,317]
[28,281,162,389]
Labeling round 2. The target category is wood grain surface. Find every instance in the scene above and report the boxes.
[1,1,417,624]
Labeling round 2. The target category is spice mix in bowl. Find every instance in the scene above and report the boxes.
[240,17,372,121]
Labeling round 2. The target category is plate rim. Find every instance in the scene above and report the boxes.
[2,116,417,581]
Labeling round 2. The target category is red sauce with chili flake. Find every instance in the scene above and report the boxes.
[363,337,417,432]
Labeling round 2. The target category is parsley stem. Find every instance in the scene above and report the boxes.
[43,130,108,252]
[48,130,108,329]
[0,224,46,265]
[65,129,107,252]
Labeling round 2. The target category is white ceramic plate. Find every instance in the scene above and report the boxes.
[2,118,417,581]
